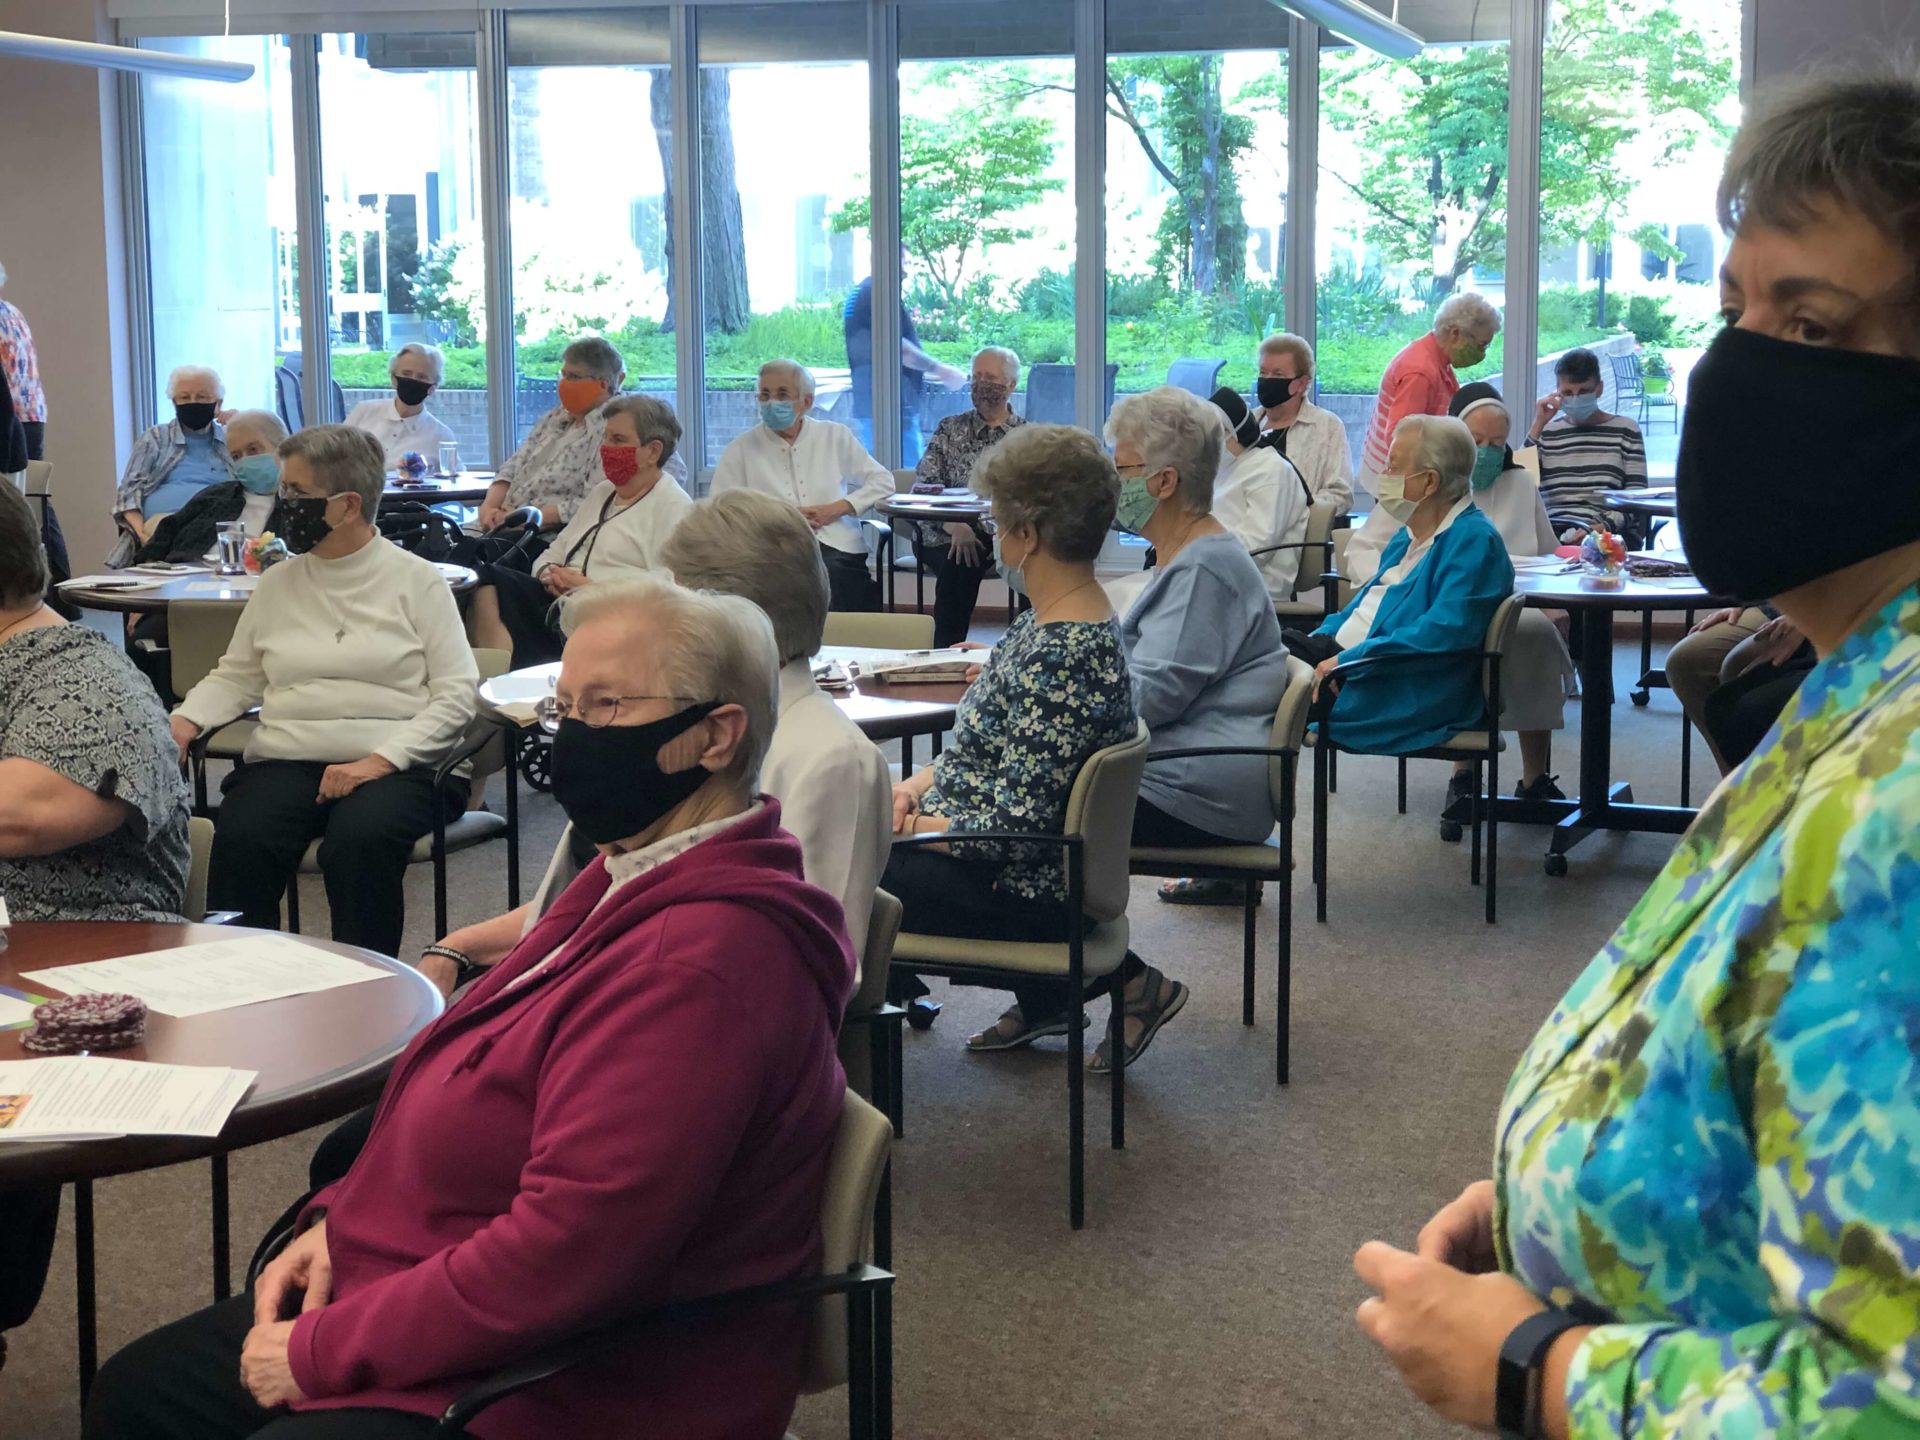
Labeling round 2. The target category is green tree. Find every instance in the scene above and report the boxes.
[1321,0,1734,300]
[834,76,1062,310]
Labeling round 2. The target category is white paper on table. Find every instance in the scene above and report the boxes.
[184,576,260,594]
[0,993,39,1029]
[120,562,208,576]
[57,574,171,592]
[24,934,391,1018]
[0,1057,255,1140]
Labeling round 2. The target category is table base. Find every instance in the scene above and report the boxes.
[1460,781,1696,875]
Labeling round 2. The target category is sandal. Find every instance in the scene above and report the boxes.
[965,1005,1089,1053]
[1088,966,1189,1074]
[1157,877,1259,906]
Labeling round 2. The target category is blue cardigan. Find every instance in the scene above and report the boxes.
[1312,502,1514,753]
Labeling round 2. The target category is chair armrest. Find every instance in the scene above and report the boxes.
[1325,646,1488,682]
[432,1265,896,1437]
[847,1001,908,1028]
[186,707,263,760]
[1142,746,1293,763]
[1247,540,1334,558]
[432,713,516,789]
[890,830,1083,856]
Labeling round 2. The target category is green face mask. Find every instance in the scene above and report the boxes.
[1452,338,1488,368]
[1114,474,1159,535]
[1469,445,1505,491]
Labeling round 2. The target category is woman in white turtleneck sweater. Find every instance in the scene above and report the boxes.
[170,425,478,957]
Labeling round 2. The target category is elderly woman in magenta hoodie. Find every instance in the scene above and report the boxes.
[85,575,858,1440]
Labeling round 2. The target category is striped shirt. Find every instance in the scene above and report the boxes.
[1359,333,1457,491]
[1533,414,1646,535]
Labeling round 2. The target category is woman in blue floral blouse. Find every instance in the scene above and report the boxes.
[1354,70,1920,1440]
[884,424,1179,1072]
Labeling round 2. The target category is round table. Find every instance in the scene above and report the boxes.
[385,470,496,507]
[1505,569,1732,873]
[0,921,441,1393]
[1601,487,1677,519]
[877,492,990,613]
[60,563,479,614]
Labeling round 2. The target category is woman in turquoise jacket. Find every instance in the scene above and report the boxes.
[1301,414,1513,754]
[1353,70,1920,1440]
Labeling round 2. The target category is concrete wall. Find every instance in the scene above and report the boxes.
[1752,0,1920,85]
[0,0,134,572]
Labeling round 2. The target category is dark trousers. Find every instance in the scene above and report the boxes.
[480,565,566,668]
[913,529,990,648]
[83,1293,435,1440]
[1705,650,1815,770]
[822,543,879,613]
[0,1185,60,1332]
[22,420,44,462]
[208,761,462,958]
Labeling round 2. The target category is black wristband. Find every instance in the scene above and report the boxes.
[420,944,481,989]
[1496,1309,1584,1440]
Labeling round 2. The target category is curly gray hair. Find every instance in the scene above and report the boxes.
[1103,385,1223,514]
[972,424,1118,562]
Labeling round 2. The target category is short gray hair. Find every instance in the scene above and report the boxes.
[167,365,224,400]
[562,572,780,791]
[223,409,289,452]
[391,342,446,385]
[601,394,681,468]
[1434,293,1501,341]
[561,336,625,385]
[278,424,385,521]
[758,358,816,400]
[1394,414,1477,505]
[972,424,1117,563]
[1258,332,1314,374]
[661,490,829,666]
[0,479,48,610]
[973,346,1020,383]
[1719,68,1920,311]
[1103,385,1223,514]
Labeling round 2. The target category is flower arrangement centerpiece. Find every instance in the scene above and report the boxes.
[398,449,430,480]
[245,532,290,574]
[1579,530,1629,589]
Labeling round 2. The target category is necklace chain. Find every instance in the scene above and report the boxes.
[1033,577,1101,624]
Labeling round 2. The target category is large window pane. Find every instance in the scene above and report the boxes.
[1535,0,1740,485]
[317,33,491,466]
[506,11,675,447]
[140,35,296,420]
[1106,0,1290,433]
[698,5,869,469]
[1317,7,1510,486]
[897,1,1074,468]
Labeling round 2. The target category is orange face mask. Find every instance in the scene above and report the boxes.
[557,377,605,418]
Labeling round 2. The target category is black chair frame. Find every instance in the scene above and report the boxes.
[1252,540,1339,618]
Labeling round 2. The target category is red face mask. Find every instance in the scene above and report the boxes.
[601,444,641,487]
[557,377,604,418]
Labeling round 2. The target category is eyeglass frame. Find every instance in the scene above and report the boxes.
[535,692,712,734]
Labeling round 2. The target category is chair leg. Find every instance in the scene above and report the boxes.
[848,1281,876,1440]
[1396,756,1407,814]
[211,1153,231,1300]
[1069,983,1085,1229]
[1328,746,1339,794]
[1111,980,1126,1153]
[873,1157,893,1272]
[504,734,522,907]
[1313,743,1329,924]
[432,833,449,940]
[888,1021,905,1139]
[1241,880,1256,1027]
[285,877,300,933]
[1486,743,1500,926]
[1277,799,1293,1086]
[875,1277,894,1440]
[1469,760,1483,887]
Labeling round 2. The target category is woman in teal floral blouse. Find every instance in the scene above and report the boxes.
[1354,70,1920,1439]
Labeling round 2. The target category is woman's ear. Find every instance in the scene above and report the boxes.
[695,703,750,773]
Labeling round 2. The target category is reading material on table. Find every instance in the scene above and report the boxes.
[867,648,980,683]
[24,934,391,1019]
[0,1057,256,1141]
[57,574,171,593]
[184,575,261,594]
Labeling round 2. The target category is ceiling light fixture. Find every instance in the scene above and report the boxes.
[0,30,254,83]
[1268,0,1425,59]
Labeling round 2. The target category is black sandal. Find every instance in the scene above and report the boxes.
[1088,967,1189,1074]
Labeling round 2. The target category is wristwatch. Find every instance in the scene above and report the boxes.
[1497,1309,1585,1440]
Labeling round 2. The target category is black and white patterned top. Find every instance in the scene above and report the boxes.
[0,625,190,921]
[920,611,1135,903]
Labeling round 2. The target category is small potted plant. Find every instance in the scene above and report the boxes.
[1579,531,1629,589]
[1642,349,1672,394]
[244,532,290,574]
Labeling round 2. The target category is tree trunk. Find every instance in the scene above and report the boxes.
[647,67,752,334]
[1191,54,1221,298]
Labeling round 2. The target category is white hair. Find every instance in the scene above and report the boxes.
[1433,292,1501,340]
[561,572,780,792]
[1394,414,1477,504]
[973,346,1020,384]
[758,358,816,401]
[1103,385,1224,514]
[167,364,225,400]
[391,342,445,385]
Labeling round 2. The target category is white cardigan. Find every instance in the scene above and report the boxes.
[534,475,694,581]
[709,417,894,555]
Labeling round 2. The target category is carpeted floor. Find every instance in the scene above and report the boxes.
[2,639,1704,1440]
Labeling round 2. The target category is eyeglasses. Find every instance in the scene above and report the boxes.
[535,693,708,734]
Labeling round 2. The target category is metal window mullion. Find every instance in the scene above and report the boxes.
[477,10,514,461]
[670,4,703,471]
[116,64,156,433]
[1502,0,1544,415]
[868,0,901,467]
[289,33,330,428]
[1285,16,1318,357]
[1073,0,1106,431]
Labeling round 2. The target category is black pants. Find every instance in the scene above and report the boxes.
[22,420,44,462]
[208,761,463,958]
[1705,650,1815,770]
[912,528,990,648]
[0,1184,60,1332]
[83,1292,435,1440]
[822,543,879,613]
[480,565,567,668]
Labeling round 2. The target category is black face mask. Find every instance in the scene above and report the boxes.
[393,376,433,406]
[176,402,218,431]
[1255,376,1296,410]
[549,701,721,845]
[280,496,338,555]
[1677,325,1920,601]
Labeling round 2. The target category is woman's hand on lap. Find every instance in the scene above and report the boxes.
[1416,1179,1499,1274]
[253,1220,331,1326]
[168,714,201,763]
[317,755,396,802]
[891,784,920,835]
[240,1320,307,1409]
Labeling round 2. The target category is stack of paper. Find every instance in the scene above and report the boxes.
[24,933,391,1018]
[0,1057,255,1141]
[56,574,171,593]
[867,649,981,684]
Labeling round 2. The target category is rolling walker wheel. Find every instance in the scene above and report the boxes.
[1544,852,1570,877]
[517,731,553,792]
[1630,688,1651,706]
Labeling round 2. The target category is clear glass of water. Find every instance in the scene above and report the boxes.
[437,441,461,477]
[216,521,247,576]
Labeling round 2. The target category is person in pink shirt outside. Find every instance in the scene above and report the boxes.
[1357,293,1502,499]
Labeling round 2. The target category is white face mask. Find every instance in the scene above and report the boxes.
[1373,470,1425,523]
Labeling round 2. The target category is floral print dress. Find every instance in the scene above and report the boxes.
[1495,584,1920,1436]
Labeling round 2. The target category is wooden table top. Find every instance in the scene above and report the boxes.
[480,645,968,744]
[0,922,441,1185]
[60,562,479,614]
[384,471,495,506]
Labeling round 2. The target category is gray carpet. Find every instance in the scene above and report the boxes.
[2,640,1700,1439]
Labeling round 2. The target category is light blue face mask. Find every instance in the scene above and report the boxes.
[1560,392,1602,423]
[233,454,281,495]
[760,399,797,431]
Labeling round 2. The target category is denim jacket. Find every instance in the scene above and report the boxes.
[111,419,231,565]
